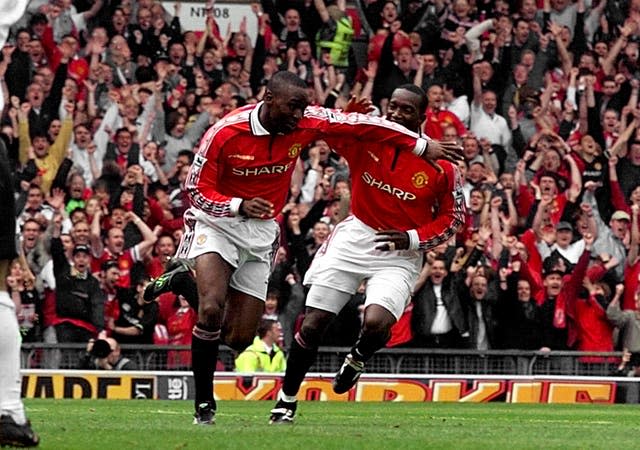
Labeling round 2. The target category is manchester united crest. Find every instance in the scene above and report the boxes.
[197,234,207,245]
[411,171,429,188]
[288,143,302,158]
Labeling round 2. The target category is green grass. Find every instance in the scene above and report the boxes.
[22,399,640,449]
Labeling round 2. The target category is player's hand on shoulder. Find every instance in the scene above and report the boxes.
[343,95,374,114]
[240,197,275,219]
[426,140,464,164]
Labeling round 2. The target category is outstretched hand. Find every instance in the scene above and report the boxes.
[343,95,374,114]
[374,230,409,251]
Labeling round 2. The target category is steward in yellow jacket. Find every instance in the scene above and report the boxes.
[235,319,287,373]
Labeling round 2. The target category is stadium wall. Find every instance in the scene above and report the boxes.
[21,371,640,404]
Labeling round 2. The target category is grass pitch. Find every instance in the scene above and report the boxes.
[23,399,640,449]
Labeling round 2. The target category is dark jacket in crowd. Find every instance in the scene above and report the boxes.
[51,237,104,331]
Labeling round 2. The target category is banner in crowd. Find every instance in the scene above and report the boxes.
[23,372,640,403]
[160,1,259,43]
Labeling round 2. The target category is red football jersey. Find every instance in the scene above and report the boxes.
[92,246,140,288]
[185,103,426,219]
[424,108,467,140]
[329,136,465,251]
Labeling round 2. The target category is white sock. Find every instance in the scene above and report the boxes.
[279,390,297,403]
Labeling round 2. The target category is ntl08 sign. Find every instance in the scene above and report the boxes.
[23,372,619,403]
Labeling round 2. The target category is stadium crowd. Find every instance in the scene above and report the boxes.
[5,0,640,371]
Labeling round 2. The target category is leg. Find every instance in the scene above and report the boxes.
[350,304,396,362]
[0,290,39,447]
[191,253,233,424]
[270,285,350,424]
[0,130,38,447]
[220,287,265,351]
[0,299,26,425]
[332,306,398,395]
[280,306,336,397]
[143,259,198,309]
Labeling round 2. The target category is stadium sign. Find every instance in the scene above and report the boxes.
[160,1,259,43]
[22,372,155,399]
[22,372,630,403]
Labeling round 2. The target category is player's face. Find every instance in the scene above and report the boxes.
[265,87,309,134]
[386,89,423,133]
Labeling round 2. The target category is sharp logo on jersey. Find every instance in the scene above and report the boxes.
[361,172,417,200]
[367,151,380,162]
[288,143,302,158]
[228,154,255,161]
[411,171,429,189]
[231,162,294,176]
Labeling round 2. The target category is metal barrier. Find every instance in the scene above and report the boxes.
[20,343,625,376]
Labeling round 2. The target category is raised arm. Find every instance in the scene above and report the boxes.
[563,151,582,203]
[602,21,636,75]
[629,204,640,266]
[127,211,158,258]
[472,63,483,106]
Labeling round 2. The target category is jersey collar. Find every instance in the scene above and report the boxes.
[250,102,271,136]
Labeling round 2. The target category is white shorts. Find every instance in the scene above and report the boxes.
[303,216,422,319]
[176,207,279,300]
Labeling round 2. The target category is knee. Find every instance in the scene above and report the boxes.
[299,311,333,348]
[298,323,322,348]
[198,299,222,323]
[362,318,391,339]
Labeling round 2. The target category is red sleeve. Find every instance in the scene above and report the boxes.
[609,177,631,214]
[41,26,62,72]
[517,183,534,218]
[306,108,424,155]
[184,123,241,217]
[566,250,591,297]
[413,163,465,251]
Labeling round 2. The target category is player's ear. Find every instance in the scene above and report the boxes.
[264,89,274,104]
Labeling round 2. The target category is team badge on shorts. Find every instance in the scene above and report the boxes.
[288,143,302,158]
[411,171,429,188]
[197,234,207,245]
